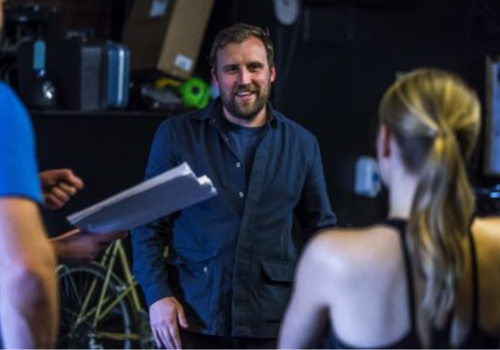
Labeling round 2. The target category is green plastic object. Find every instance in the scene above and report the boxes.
[179,77,211,109]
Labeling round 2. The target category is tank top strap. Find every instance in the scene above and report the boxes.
[382,219,419,341]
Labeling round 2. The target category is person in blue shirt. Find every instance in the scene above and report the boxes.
[0,75,59,348]
[131,23,337,349]
[0,1,124,346]
[0,82,126,348]
[279,68,500,349]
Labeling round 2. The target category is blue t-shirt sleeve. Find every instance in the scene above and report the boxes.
[0,83,42,203]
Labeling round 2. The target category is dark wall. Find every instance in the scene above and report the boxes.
[275,0,474,226]
[33,111,167,236]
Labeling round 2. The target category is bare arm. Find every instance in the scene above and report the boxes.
[51,229,127,265]
[278,234,332,349]
[0,198,58,348]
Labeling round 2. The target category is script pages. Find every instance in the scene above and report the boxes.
[67,162,217,233]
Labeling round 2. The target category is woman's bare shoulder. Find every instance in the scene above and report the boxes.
[473,216,500,239]
[312,224,400,248]
[303,224,401,274]
[472,216,500,251]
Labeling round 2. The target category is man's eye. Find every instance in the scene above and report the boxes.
[248,64,262,72]
[224,67,238,73]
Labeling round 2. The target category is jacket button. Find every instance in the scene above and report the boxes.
[203,266,208,273]
[236,162,241,168]
[238,191,244,198]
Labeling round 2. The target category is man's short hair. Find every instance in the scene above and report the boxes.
[209,23,275,71]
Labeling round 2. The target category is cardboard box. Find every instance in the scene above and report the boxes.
[122,0,214,80]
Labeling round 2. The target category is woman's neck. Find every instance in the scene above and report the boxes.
[388,168,419,220]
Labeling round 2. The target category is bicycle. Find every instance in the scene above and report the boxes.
[56,238,155,349]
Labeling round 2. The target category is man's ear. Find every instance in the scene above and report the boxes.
[270,65,276,83]
[380,125,392,157]
[211,68,219,88]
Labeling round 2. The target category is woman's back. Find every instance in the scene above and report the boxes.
[278,68,499,349]
[316,223,411,348]
[309,217,500,348]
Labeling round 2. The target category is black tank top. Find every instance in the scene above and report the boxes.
[328,219,499,349]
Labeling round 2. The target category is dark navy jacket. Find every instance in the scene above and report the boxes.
[131,100,336,338]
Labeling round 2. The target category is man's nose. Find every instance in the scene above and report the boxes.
[237,69,251,85]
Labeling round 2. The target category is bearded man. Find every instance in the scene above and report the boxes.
[131,23,336,349]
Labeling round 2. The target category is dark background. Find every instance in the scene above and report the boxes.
[4,0,500,234]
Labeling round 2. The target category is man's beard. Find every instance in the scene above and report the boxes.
[221,83,271,121]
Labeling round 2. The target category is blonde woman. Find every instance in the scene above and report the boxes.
[279,68,500,348]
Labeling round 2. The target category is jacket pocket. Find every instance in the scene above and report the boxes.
[167,248,214,322]
[260,259,295,322]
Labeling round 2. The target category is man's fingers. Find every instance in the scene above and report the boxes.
[40,169,84,189]
[44,194,65,209]
[149,298,185,349]
[67,172,84,189]
[168,322,182,349]
[57,182,79,196]
[54,169,84,189]
[177,307,189,329]
[42,173,84,209]
[161,328,175,349]
[152,328,163,349]
[49,186,71,203]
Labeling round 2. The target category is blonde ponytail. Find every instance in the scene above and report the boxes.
[379,68,480,327]
[408,125,475,325]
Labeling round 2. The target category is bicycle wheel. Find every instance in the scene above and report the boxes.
[57,263,136,349]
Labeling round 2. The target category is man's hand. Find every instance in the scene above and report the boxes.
[51,229,127,265]
[39,169,84,210]
[150,297,189,349]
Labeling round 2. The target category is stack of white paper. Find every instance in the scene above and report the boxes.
[67,162,217,233]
